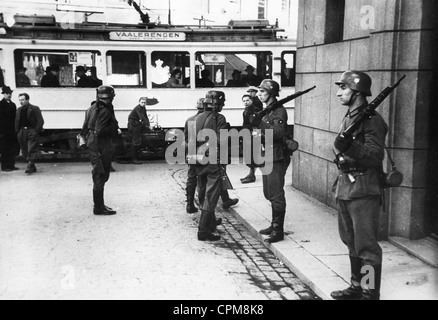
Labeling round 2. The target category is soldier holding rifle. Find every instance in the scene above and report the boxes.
[331,71,404,300]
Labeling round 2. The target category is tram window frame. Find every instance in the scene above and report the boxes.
[14,49,102,88]
[106,51,146,88]
[194,51,273,88]
[150,51,190,89]
[281,51,296,87]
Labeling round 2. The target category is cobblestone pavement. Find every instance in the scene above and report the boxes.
[0,161,319,300]
[173,167,319,300]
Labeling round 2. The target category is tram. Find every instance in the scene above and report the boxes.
[0,14,297,159]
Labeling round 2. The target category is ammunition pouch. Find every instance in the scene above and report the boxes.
[283,136,299,156]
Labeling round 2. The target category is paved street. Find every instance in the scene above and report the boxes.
[0,161,319,300]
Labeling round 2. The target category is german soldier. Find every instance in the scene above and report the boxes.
[195,90,230,241]
[330,71,388,300]
[257,79,291,243]
[128,97,151,164]
[82,85,120,216]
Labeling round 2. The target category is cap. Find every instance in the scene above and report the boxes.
[75,66,86,73]
[247,86,259,93]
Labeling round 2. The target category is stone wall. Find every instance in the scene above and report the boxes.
[294,0,436,240]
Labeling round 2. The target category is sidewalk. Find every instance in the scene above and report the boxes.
[222,164,438,300]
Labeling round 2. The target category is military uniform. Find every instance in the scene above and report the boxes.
[82,87,119,215]
[333,107,388,296]
[258,101,291,239]
[0,94,19,171]
[331,71,388,301]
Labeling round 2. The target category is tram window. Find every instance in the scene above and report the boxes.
[281,51,296,87]
[106,51,145,87]
[14,50,101,87]
[195,52,272,88]
[151,51,190,88]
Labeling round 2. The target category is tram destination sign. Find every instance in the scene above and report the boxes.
[109,31,186,41]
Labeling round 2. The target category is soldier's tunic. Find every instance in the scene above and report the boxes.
[258,101,291,234]
[195,110,228,237]
[82,100,119,191]
[128,104,150,147]
[333,107,388,266]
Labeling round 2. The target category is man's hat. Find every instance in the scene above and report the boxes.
[75,66,86,72]
[232,69,242,76]
[245,65,255,72]
[247,86,259,93]
[1,86,13,94]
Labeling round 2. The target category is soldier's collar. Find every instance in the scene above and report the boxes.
[347,105,367,119]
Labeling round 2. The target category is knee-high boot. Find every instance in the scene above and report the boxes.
[360,264,382,300]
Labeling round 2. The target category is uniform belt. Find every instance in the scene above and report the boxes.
[23,126,34,130]
[340,161,367,174]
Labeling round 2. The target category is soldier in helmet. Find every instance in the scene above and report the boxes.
[185,97,239,215]
[81,85,120,216]
[257,79,291,243]
[193,90,231,241]
[330,71,388,300]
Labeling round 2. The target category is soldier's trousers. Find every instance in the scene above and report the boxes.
[186,164,198,200]
[196,164,222,236]
[262,158,291,233]
[337,197,383,266]
[17,128,40,161]
[90,138,114,191]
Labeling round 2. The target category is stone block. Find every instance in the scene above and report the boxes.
[313,130,336,161]
[389,187,427,239]
[326,162,338,209]
[316,42,350,73]
[296,47,317,73]
[292,151,300,186]
[294,125,314,154]
[343,0,373,40]
[349,38,370,70]
[369,32,395,70]
[303,0,327,46]
[400,0,427,30]
[301,73,331,130]
[297,153,328,203]
[397,31,422,70]
[419,31,434,70]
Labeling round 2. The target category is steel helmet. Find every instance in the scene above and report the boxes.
[335,71,372,96]
[196,98,205,110]
[259,79,280,97]
[97,85,116,99]
[204,90,226,106]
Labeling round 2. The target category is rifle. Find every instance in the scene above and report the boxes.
[250,85,316,127]
[341,75,406,139]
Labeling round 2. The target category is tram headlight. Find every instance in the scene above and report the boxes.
[0,28,6,35]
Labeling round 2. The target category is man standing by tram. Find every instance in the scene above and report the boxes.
[15,93,44,174]
[128,97,151,164]
[0,86,19,172]
[82,86,120,216]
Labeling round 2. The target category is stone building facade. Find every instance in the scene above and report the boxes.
[293,0,437,241]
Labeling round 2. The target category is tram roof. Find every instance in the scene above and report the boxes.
[0,15,288,42]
